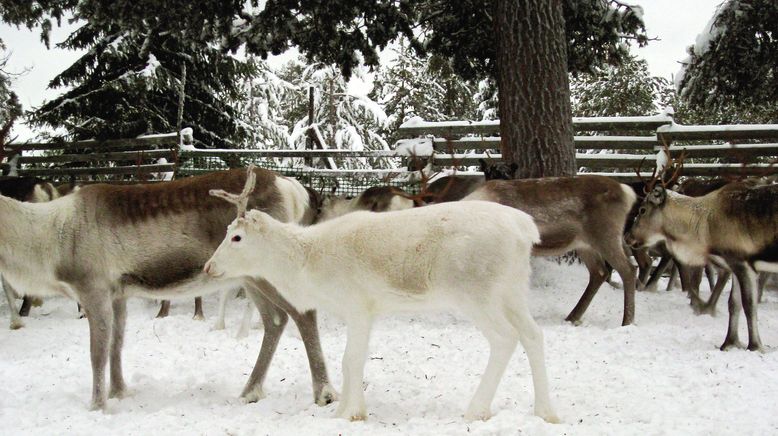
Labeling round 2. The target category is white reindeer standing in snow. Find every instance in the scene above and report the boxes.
[205,173,559,423]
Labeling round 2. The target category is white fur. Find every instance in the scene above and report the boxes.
[212,176,312,332]
[206,201,559,423]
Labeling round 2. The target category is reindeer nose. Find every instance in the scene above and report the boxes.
[204,261,214,276]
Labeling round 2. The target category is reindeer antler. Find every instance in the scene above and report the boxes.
[209,164,258,218]
[636,140,685,193]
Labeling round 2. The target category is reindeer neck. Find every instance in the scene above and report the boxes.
[660,192,713,265]
[0,195,72,275]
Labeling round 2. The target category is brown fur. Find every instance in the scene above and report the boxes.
[626,180,778,351]
[466,175,638,326]
[425,176,485,203]
[80,168,282,224]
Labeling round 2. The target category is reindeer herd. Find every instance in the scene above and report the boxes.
[0,157,776,424]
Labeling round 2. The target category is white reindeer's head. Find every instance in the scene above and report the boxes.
[204,209,275,279]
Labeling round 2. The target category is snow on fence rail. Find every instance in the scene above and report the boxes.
[5,132,180,182]
[6,116,778,190]
[398,114,778,182]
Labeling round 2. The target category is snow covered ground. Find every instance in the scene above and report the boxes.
[1,258,777,435]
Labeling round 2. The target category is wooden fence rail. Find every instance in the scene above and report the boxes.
[7,115,778,188]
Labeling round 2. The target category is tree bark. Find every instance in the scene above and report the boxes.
[494,0,575,178]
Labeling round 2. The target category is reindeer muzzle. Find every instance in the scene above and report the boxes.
[204,261,223,278]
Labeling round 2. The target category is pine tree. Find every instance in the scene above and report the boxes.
[571,56,672,117]
[277,59,389,169]
[676,0,778,123]
[236,60,297,150]
[0,42,21,133]
[28,24,254,147]
[371,42,478,144]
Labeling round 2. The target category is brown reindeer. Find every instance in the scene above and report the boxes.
[625,176,778,351]
[463,176,638,326]
[0,167,335,409]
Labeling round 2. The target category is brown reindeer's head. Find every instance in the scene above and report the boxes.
[479,159,517,180]
[624,184,669,249]
[624,151,684,249]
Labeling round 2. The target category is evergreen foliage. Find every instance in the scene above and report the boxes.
[0,43,21,130]
[570,56,672,117]
[274,59,390,169]
[30,24,254,146]
[371,41,478,143]
[677,0,778,115]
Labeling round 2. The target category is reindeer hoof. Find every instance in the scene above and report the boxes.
[9,320,24,330]
[720,340,745,351]
[212,321,225,331]
[315,384,338,406]
[464,408,492,422]
[192,314,205,321]
[747,342,765,353]
[240,386,266,404]
[564,316,583,326]
[89,397,107,412]
[335,404,366,421]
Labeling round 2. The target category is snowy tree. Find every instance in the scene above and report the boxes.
[4,0,647,177]
[0,43,21,135]
[277,60,390,169]
[677,0,778,115]
[571,56,673,117]
[235,60,297,150]
[371,42,478,144]
[29,26,254,147]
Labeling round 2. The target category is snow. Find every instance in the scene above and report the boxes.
[139,54,161,79]
[401,114,675,130]
[657,123,778,134]
[2,259,777,435]
[394,138,433,157]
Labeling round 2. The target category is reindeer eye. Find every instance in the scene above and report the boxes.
[639,206,647,216]
[231,235,242,243]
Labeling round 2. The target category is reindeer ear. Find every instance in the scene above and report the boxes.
[479,158,489,172]
[648,186,666,206]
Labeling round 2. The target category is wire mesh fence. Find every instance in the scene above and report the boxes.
[177,151,421,197]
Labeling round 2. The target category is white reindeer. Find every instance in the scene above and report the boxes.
[205,186,559,423]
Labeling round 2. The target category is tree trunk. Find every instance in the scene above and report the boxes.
[494,0,575,178]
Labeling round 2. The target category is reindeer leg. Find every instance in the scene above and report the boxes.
[665,263,679,292]
[565,250,608,326]
[730,263,763,352]
[81,290,114,410]
[720,278,744,351]
[192,297,204,320]
[644,254,672,293]
[19,295,32,316]
[698,270,731,316]
[2,276,23,329]
[705,264,717,291]
[109,298,127,399]
[757,272,769,303]
[600,240,637,326]
[155,300,170,318]
[249,279,336,406]
[633,248,653,291]
[213,288,234,330]
[239,285,288,403]
[679,263,704,311]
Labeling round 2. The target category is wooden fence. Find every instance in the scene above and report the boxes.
[6,114,778,193]
[4,132,181,183]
